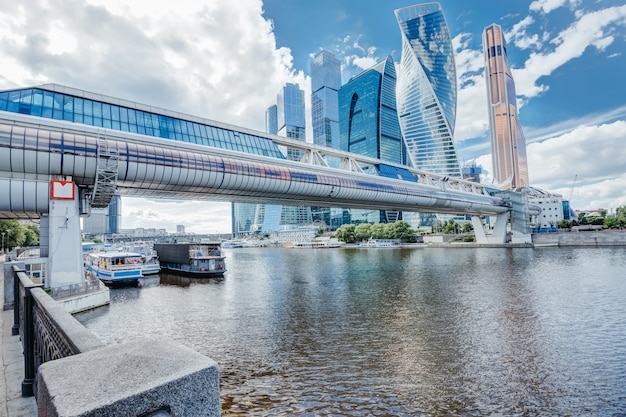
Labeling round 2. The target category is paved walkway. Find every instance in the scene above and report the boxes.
[1,259,38,417]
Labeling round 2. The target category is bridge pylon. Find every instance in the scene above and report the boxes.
[46,178,85,288]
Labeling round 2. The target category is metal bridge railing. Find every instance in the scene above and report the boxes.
[12,265,104,397]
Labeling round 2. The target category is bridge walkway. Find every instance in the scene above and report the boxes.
[0,258,38,417]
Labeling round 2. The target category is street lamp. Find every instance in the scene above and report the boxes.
[1,232,5,254]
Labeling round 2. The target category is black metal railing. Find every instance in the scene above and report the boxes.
[12,265,104,397]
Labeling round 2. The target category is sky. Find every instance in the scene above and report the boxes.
[1,0,625,233]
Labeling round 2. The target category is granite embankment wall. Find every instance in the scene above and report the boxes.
[532,230,626,246]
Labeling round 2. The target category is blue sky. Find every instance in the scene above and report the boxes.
[0,0,625,233]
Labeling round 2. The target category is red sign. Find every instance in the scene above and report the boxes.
[50,180,75,200]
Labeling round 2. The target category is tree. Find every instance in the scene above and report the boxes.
[462,222,474,233]
[335,224,356,243]
[24,225,40,247]
[0,220,26,251]
[558,220,571,229]
[370,223,386,239]
[354,223,373,242]
[390,220,417,242]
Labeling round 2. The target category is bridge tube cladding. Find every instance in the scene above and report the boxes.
[47,180,84,288]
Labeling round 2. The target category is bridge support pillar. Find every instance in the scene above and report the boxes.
[472,213,508,245]
[47,180,84,288]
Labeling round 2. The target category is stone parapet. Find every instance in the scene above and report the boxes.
[37,337,220,417]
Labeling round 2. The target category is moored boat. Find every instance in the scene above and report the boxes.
[84,251,144,286]
[154,243,226,277]
[121,241,161,275]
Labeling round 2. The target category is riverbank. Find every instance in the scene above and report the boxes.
[532,230,626,247]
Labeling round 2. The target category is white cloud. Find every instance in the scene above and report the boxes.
[0,0,305,132]
[515,5,626,101]
[529,0,580,14]
[527,121,626,211]
[121,198,232,234]
[0,0,312,233]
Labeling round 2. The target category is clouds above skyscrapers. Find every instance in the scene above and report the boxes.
[0,0,307,133]
[1,0,624,231]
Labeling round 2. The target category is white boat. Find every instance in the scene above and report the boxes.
[222,240,244,248]
[121,241,161,275]
[84,251,144,285]
[361,239,401,247]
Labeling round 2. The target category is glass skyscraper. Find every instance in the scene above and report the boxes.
[483,23,529,189]
[311,50,341,149]
[277,83,305,142]
[395,3,462,177]
[265,104,278,135]
[339,56,406,224]
[339,56,404,164]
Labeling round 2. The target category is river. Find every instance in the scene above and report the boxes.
[76,246,626,416]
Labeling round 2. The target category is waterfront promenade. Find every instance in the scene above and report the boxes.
[0,258,38,417]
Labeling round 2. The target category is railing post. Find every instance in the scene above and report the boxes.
[13,266,44,397]
[12,267,25,335]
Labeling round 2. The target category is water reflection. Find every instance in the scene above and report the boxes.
[77,247,626,416]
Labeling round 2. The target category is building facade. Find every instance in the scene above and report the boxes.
[483,23,529,189]
[265,104,278,135]
[395,3,462,177]
[339,56,407,224]
[339,56,404,164]
[311,50,341,149]
[277,83,306,143]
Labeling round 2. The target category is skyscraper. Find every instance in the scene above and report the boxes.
[339,56,406,224]
[483,23,529,189]
[265,104,278,135]
[311,50,341,149]
[277,83,305,142]
[339,56,404,164]
[395,3,462,177]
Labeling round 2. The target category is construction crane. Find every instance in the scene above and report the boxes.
[568,174,578,201]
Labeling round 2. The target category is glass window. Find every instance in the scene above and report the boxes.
[111,105,120,121]
[119,107,128,123]
[74,98,83,115]
[83,99,93,116]
[102,103,111,120]
[43,92,54,109]
[93,101,102,118]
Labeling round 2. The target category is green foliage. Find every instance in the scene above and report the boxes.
[0,220,39,251]
[335,220,418,243]
[354,223,372,242]
[558,220,571,229]
[462,222,474,233]
[335,224,356,243]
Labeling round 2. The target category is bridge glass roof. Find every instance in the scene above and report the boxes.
[0,86,286,159]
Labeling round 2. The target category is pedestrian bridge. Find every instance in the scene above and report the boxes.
[0,112,509,218]
[0,86,530,288]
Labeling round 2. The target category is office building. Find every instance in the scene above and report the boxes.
[277,83,305,143]
[311,50,341,149]
[311,50,342,227]
[483,23,530,189]
[339,56,404,164]
[395,3,462,177]
[339,56,408,223]
[265,104,278,135]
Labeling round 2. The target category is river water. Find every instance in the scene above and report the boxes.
[76,246,626,416]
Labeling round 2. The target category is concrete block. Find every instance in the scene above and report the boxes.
[37,337,220,417]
